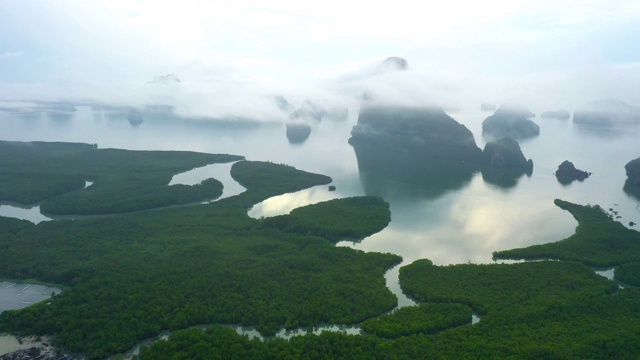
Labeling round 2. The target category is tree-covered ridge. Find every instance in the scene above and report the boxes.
[136,287,640,359]
[493,199,640,267]
[133,200,640,359]
[360,302,472,339]
[615,262,640,286]
[0,153,399,358]
[230,160,332,207]
[0,140,243,214]
[399,259,616,315]
[260,196,391,243]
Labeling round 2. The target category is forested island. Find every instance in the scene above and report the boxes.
[1,141,640,359]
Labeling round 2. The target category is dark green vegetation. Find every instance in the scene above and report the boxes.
[136,199,640,359]
[0,140,243,215]
[494,199,640,267]
[260,196,390,243]
[137,262,640,359]
[230,160,332,207]
[400,259,616,315]
[615,262,640,286]
[0,142,399,359]
[5,140,640,359]
[360,303,472,339]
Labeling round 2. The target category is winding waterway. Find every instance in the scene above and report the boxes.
[1,104,639,356]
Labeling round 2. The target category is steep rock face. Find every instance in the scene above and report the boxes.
[349,105,482,166]
[348,105,482,199]
[482,105,540,139]
[481,138,532,170]
[285,122,312,145]
[624,158,640,200]
[626,158,640,187]
[555,160,590,184]
[573,99,640,126]
[541,110,570,120]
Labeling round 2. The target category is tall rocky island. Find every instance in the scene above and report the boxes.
[624,157,640,200]
[482,105,540,140]
[349,105,482,197]
[349,103,534,196]
[349,105,483,167]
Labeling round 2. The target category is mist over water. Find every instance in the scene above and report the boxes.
[2,104,638,267]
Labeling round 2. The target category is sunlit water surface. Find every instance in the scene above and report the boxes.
[3,105,639,264]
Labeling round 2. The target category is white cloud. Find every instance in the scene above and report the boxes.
[0,51,23,60]
[1,0,640,118]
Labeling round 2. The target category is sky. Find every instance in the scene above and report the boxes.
[1,0,640,119]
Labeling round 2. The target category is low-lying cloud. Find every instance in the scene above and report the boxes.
[2,1,640,120]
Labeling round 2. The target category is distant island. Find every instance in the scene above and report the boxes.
[482,137,533,171]
[348,103,534,195]
[555,160,590,185]
[573,99,640,127]
[285,122,312,144]
[482,105,540,140]
[349,105,483,168]
[127,109,144,126]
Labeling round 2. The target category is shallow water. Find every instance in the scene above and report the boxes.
[0,203,50,224]
[0,281,62,313]
[169,161,246,201]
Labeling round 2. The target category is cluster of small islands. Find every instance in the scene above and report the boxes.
[2,63,640,358]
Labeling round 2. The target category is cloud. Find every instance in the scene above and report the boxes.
[1,0,640,120]
[0,51,23,60]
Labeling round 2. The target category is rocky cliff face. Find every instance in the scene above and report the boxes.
[348,104,482,198]
[482,105,540,140]
[481,138,533,170]
[285,122,312,144]
[626,158,640,187]
[624,157,640,200]
[349,105,483,167]
[555,160,590,185]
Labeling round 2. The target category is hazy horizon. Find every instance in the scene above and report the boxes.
[2,1,640,120]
